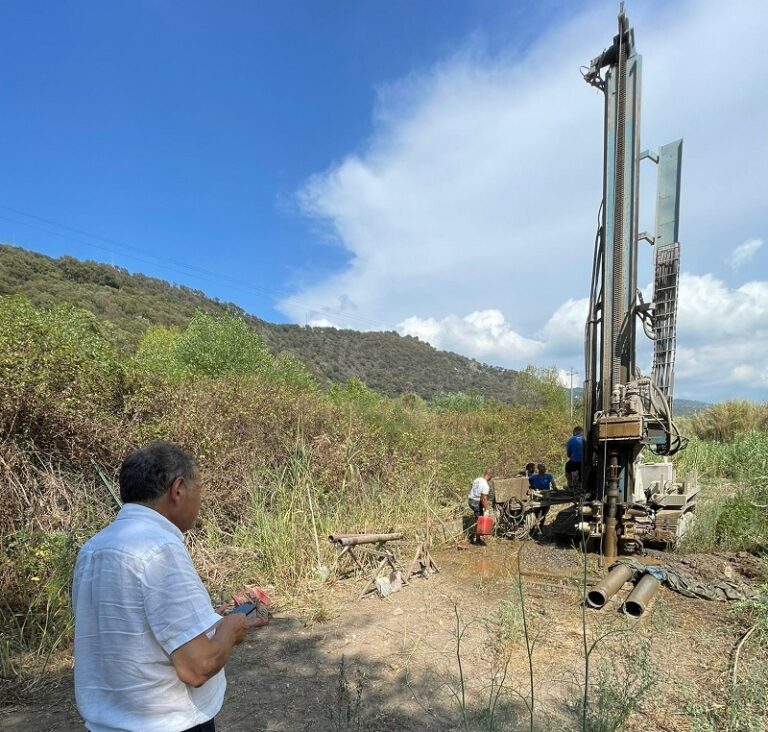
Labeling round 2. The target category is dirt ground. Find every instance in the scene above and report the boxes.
[2,535,762,732]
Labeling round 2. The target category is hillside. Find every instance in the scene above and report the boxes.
[0,244,525,401]
[259,324,524,400]
[0,244,714,409]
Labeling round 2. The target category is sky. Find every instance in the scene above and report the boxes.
[1,1,766,403]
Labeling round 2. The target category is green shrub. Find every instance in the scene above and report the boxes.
[1,528,78,693]
[432,391,486,413]
[0,295,125,458]
[676,432,768,483]
[136,311,318,390]
[714,485,768,553]
[516,366,570,411]
[136,311,271,377]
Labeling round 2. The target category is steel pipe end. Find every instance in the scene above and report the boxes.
[623,599,644,618]
[622,574,660,618]
[586,589,608,609]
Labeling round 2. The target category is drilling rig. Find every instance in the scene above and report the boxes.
[491,7,701,558]
[492,6,700,557]
[572,5,699,561]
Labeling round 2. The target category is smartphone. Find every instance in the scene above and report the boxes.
[231,602,257,615]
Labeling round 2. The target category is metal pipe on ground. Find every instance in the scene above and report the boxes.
[623,573,660,617]
[586,563,634,609]
[328,533,404,546]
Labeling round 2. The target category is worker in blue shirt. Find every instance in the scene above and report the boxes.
[529,463,557,492]
[565,426,585,488]
[529,463,556,529]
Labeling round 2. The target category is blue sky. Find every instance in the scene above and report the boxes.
[1,1,766,402]
[0,0,568,322]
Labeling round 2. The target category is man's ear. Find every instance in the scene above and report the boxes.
[168,476,186,504]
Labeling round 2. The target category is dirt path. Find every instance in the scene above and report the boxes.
[1,538,759,732]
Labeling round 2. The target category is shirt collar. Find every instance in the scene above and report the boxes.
[116,502,185,542]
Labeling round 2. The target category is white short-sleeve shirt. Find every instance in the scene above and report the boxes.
[468,477,491,501]
[73,503,225,732]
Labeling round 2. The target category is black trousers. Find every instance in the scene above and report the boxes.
[183,720,216,732]
[565,459,581,480]
[90,718,215,732]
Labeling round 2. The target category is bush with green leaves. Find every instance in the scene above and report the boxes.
[136,311,273,377]
[136,311,317,389]
[677,430,768,552]
[0,295,125,457]
[432,391,486,413]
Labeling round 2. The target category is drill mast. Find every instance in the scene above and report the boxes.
[581,6,692,560]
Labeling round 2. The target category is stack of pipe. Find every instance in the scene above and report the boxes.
[585,563,660,617]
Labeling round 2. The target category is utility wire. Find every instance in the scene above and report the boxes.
[0,204,385,331]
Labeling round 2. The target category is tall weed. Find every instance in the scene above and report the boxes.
[687,401,768,443]
[677,432,768,552]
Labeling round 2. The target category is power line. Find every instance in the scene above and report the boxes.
[0,204,385,331]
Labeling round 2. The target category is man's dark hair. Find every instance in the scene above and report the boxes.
[119,442,198,503]
[573,426,583,435]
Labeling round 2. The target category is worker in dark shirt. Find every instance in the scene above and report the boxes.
[565,426,585,487]
[529,463,557,492]
[528,462,556,529]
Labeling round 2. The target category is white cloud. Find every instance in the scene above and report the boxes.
[284,0,768,402]
[397,310,543,361]
[663,273,768,397]
[556,368,582,389]
[678,273,768,340]
[540,298,589,353]
[727,238,763,271]
[307,317,338,328]
[677,343,768,391]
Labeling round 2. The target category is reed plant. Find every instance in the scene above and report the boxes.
[686,401,768,443]
[677,429,768,553]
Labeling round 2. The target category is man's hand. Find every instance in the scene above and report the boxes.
[219,611,251,645]
[171,612,263,687]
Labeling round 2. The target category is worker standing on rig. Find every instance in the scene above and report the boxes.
[565,426,585,488]
[467,468,494,545]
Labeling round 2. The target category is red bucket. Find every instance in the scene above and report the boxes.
[476,515,494,536]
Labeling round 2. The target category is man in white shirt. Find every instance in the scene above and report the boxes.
[467,468,494,545]
[72,442,263,732]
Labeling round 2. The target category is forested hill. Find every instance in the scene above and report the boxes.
[0,244,525,401]
[260,324,522,400]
